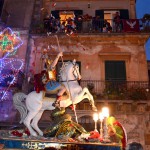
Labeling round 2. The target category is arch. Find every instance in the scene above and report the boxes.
[78,115,94,131]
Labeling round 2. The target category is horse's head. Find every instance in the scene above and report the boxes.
[72,59,81,80]
[60,59,81,81]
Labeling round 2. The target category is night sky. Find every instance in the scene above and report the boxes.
[136,0,150,60]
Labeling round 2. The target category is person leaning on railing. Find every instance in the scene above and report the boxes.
[103,20,112,33]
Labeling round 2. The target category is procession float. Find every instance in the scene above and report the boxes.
[0,27,126,150]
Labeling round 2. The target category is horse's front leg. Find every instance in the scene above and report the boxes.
[82,87,97,111]
[31,110,44,136]
[82,87,93,100]
[81,94,97,111]
[72,87,97,111]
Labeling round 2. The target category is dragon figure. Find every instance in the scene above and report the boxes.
[43,108,88,139]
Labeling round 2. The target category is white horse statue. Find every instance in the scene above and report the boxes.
[13,60,97,137]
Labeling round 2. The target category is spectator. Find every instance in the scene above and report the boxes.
[65,17,72,33]
[71,20,76,32]
[43,14,119,34]
[92,17,96,31]
[113,12,121,32]
[43,15,51,31]
[76,15,83,32]
[103,20,112,33]
[95,16,101,31]
[82,14,92,32]
[126,142,143,150]
[103,26,107,32]
[60,21,66,33]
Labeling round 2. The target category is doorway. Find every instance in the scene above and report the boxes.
[59,11,75,23]
[104,10,119,29]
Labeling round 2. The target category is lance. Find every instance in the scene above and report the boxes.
[55,35,78,123]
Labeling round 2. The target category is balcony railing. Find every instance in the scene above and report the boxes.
[30,18,150,34]
[80,80,150,100]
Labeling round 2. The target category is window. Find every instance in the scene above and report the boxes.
[78,115,94,131]
[51,10,83,19]
[59,11,75,23]
[96,9,129,19]
[105,61,126,81]
[104,10,119,27]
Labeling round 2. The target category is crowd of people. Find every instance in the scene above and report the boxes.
[43,12,122,34]
[43,15,80,35]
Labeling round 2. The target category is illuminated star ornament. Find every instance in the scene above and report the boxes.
[0,27,23,53]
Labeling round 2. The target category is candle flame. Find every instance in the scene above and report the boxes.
[93,113,98,121]
[102,107,109,118]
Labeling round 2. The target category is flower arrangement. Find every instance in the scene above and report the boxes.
[10,129,30,137]
[88,131,103,142]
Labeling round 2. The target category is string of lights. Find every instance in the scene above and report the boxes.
[0,27,24,101]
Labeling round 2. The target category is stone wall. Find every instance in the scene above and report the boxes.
[27,34,149,82]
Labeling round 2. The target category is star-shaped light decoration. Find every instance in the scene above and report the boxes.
[0,27,23,53]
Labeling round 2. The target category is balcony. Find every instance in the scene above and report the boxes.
[80,80,150,101]
[30,18,150,35]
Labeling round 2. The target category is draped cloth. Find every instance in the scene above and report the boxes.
[122,19,140,32]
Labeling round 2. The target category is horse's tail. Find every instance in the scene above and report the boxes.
[13,92,28,124]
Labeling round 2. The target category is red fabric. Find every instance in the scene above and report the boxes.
[122,19,139,32]
[56,95,62,101]
[52,2,56,7]
[69,105,76,111]
[34,72,45,93]
[113,121,127,149]
[89,131,100,139]
[88,131,103,142]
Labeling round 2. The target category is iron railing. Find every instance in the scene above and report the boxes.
[30,18,150,34]
[80,80,150,100]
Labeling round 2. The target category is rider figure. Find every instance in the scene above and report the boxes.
[41,50,66,107]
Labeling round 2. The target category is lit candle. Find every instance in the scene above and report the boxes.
[99,112,104,121]
[93,113,98,132]
[102,107,109,118]
[93,113,98,121]
[102,107,109,141]
[99,112,104,138]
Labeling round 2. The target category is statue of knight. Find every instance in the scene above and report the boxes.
[35,48,66,108]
